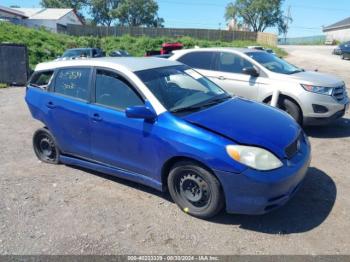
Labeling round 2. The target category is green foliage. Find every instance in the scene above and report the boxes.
[0,22,286,69]
[0,83,9,88]
[115,0,164,27]
[89,0,120,26]
[225,0,287,33]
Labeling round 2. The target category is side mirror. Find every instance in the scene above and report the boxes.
[125,105,157,121]
[242,67,259,77]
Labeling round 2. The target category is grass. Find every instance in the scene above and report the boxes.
[0,83,9,88]
[0,22,286,69]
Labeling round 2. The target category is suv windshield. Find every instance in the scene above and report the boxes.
[62,49,91,58]
[136,65,230,114]
[247,52,303,74]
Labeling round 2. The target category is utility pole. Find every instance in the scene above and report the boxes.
[284,5,291,44]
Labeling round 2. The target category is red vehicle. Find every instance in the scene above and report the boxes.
[145,42,183,56]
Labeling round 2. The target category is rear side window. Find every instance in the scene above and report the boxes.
[177,52,215,70]
[95,69,143,110]
[214,52,253,74]
[29,70,54,90]
[54,68,91,101]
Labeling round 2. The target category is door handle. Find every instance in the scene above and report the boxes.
[46,101,56,109]
[218,76,226,80]
[91,113,102,122]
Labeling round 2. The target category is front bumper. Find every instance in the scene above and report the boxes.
[301,92,349,126]
[214,140,311,215]
[304,108,347,125]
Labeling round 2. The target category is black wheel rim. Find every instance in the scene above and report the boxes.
[35,133,57,162]
[175,171,211,208]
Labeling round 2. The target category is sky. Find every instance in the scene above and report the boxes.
[1,0,350,37]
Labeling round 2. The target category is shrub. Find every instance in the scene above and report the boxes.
[0,83,8,88]
[0,22,287,69]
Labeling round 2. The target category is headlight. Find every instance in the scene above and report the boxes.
[226,145,283,171]
[301,84,333,96]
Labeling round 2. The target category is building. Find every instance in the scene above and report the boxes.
[323,17,350,42]
[0,5,83,32]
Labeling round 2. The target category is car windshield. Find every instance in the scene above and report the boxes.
[246,51,303,74]
[62,49,91,58]
[136,65,229,114]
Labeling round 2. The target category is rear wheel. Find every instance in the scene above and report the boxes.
[167,161,224,218]
[33,128,60,164]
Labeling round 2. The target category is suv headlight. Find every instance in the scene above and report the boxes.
[301,84,333,96]
[226,145,283,171]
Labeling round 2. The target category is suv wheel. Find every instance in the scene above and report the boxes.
[268,97,302,125]
[167,161,224,218]
[33,128,60,164]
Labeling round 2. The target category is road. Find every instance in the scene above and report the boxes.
[0,45,350,255]
[281,45,350,85]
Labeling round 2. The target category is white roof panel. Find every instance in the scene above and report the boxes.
[13,8,73,20]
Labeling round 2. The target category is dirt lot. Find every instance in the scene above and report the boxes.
[1,45,350,255]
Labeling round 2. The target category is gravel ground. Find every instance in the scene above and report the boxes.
[0,45,350,255]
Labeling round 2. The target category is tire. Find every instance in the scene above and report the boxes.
[167,161,224,218]
[341,54,345,60]
[268,97,302,125]
[33,128,60,164]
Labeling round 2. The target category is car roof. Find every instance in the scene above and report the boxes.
[35,57,183,72]
[172,47,263,55]
[65,48,94,51]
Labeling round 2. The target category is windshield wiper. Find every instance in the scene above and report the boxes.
[288,69,304,74]
[171,94,231,114]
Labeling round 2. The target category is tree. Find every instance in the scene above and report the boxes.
[225,0,286,32]
[115,0,164,27]
[89,0,120,26]
[40,0,87,21]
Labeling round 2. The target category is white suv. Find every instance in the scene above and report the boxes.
[170,48,349,125]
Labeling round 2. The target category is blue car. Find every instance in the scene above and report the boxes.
[25,57,311,218]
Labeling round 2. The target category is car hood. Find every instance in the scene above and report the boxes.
[182,98,300,158]
[275,71,344,87]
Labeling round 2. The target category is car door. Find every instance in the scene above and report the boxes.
[209,52,260,100]
[89,68,158,176]
[177,51,218,80]
[44,67,92,158]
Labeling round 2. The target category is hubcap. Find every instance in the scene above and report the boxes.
[178,173,210,207]
[35,133,56,161]
[40,138,52,157]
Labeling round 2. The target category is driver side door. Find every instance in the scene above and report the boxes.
[89,68,158,177]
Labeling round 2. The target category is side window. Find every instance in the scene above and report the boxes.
[215,52,253,74]
[95,69,143,110]
[178,52,214,70]
[54,68,91,101]
[29,70,54,90]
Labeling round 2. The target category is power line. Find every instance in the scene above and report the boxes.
[291,4,350,12]
[158,0,350,12]
[157,0,225,7]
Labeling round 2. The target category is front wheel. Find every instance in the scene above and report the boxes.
[167,161,224,218]
[268,97,302,125]
[33,128,60,164]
